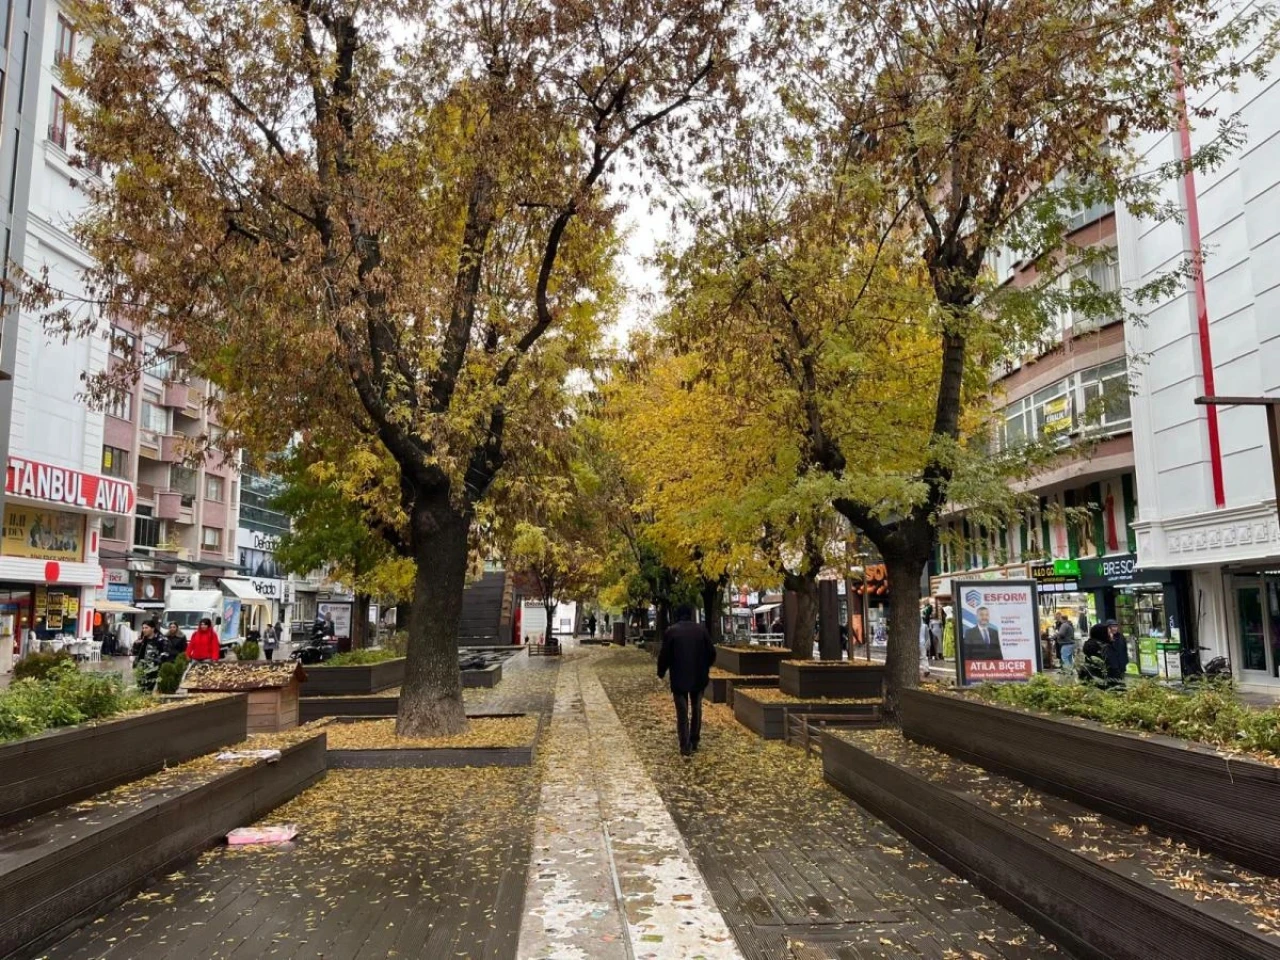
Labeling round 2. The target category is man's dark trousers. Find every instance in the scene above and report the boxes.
[673,688,704,753]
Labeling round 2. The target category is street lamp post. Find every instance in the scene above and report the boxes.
[1194,396,1280,524]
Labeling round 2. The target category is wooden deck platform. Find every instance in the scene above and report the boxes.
[39,654,562,960]
[596,651,1065,960]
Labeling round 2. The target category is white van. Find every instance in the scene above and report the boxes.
[161,589,242,654]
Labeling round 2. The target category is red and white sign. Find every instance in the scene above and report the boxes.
[954,579,1041,685]
[6,456,135,515]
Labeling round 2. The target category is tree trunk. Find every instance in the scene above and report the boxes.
[701,580,724,641]
[543,601,557,641]
[783,571,819,660]
[352,593,371,649]
[397,499,469,737]
[881,545,929,718]
[655,601,670,640]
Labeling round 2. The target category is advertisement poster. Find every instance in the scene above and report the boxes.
[954,579,1041,685]
[3,507,85,561]
[317,602,353,639]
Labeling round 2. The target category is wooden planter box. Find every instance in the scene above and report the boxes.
[821,729,1280,960]
[779,661,885,699]
[714,645,791,676]
[0,694,247,828]
[708,672,776,705]
[326,715,542,769]
[0,731,326,960]
[733,689,880,740]
[300,658,406,696]
[461,661,502,688]
[299,694,400,723]
[899,689,1280,876]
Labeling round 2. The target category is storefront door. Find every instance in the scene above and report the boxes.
[1233,576,1279,684]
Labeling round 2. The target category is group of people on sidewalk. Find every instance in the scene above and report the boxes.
[1047,612,1129,683]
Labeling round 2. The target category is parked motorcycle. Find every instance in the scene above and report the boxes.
[290,630,338,665]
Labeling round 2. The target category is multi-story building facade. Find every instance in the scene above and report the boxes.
[931,195,1188,663]
[0,0,143,666]
[1118,53,1280,693]
[97,334,241,618]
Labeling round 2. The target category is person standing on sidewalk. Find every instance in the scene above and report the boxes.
[1054,612,1077,668]
[187,618,221,661]
[657,605,717,757]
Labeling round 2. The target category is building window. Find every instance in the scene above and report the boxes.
[101,445,129,478]
[107,391,132,421]
[202,526,222,549]
[1080,359,1132,432]
[140,399,167,433]
[54,15,75,66]
[109,325,136,359]
[135,507,161,548]
[205,474,224,502]
[49,88,68,149]
[101,516,119,540]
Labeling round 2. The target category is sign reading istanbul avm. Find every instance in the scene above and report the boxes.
[5,456,136,515]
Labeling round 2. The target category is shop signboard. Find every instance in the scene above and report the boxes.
[5,456,135,514]
[1030,559,1080,594]
[2,507,86,561]
[106,583,132,603]
[105,569,130,585]
[1077,553,1173,588]
[954,579,1041,685]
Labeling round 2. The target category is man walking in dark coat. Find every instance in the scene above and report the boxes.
[657,605,717,757]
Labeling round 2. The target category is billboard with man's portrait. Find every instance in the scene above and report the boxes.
[953,579,1041,685]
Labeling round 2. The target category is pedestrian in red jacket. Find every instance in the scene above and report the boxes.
[187,618,221,661]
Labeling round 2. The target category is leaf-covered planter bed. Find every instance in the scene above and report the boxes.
[733,688,881,740]
[324,714,542,768]
[300,658,406,696]
[0,729,325,959]
[715,645,791,676]
[0,694,247,828]
[820,727,1280,960]
[779,660,886,699]
[899,689,1280,876]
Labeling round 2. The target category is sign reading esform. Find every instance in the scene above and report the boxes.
[6,457,135,515]
[953,579,1042,686]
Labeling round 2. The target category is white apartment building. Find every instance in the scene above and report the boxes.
[1118,41,1280,692]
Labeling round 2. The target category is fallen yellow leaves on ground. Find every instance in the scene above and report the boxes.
[739,688,880,705]
[324,716,538,750]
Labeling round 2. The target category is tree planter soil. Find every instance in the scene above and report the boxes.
[900,689,1280,876]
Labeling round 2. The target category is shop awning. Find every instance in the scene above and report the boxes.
[95,600,145,614]
[753,602,781,615]
[220,579,268,602]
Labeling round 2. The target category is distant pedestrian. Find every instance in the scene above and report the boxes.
[657,605,717,757]
[187,618,221,661]
[264,622,279,661]
[1104,619,1129,682]
[586,613,597,638]
[1054,612,1076,668]
[1079,624,1110,685]
[165,621,187,657]
[115,619,135,659]
[929,616,943,660]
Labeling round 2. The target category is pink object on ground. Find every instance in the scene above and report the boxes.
[226,824,298,845]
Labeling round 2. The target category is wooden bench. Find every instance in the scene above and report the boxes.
[527,642,561,657]
[784,708,882,757]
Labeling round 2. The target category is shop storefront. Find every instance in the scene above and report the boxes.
[1,457,134,664]
[1227,569,1280,689]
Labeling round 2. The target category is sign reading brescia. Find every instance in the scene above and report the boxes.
[953,579,1042,685]
[6,456,135,515]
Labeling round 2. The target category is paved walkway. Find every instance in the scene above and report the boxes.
[518,649,741,960]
